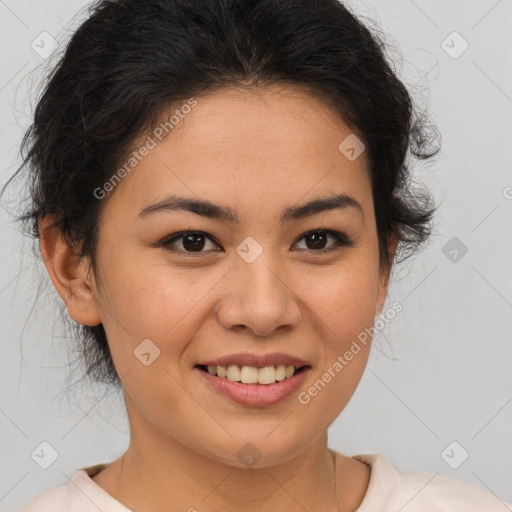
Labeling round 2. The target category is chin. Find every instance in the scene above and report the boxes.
[193,427,320,469]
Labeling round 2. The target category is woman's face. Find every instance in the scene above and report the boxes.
[85,85,391,466]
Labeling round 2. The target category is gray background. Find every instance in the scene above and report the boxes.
[1,0,511,510]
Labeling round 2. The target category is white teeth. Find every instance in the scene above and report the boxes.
[258,366,276,385]
[240,365,258,384]
[226,364,241,381]
[275,364,286,381]
[203,364,302,385]
[285,365,295,378]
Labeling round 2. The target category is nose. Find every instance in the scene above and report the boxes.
[215,250,302,338]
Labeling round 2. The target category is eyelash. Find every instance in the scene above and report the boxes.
[159,229,354,256]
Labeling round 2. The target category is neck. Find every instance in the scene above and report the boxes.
[96,403,341,512]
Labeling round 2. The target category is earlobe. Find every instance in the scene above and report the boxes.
[375,235,399,318]
[375,273,390,319]
[39,215,102,326]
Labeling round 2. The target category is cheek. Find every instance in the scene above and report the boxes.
[95,252,226,380]
[294,266,377,423]
[95,240,192,333]
[303,256,380,343]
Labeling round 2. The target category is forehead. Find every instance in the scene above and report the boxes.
[104,84,372,220]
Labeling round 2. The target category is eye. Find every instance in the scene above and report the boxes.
[159,229,353,256]
[293,229,354,253]
[160,231,221,255]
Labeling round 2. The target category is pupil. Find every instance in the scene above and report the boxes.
[183,233,205,252]
[308,232,327,250]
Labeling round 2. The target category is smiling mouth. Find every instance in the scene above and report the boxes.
[196,364,309,385]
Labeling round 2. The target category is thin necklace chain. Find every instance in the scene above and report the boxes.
[331,449,340,511]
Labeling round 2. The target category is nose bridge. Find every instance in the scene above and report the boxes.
[235,237,286,306]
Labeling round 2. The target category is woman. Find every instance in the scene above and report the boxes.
[6,0,511,510]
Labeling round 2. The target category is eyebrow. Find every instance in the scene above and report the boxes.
[138,193,364,222]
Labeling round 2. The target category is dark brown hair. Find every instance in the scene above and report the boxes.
[2,0,440,387]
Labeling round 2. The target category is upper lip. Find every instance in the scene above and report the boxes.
[197,352,311,368]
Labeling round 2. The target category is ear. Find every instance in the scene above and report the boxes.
[39,214,102,326]
[375,235,399,319]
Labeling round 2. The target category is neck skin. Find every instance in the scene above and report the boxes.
[92,396,370,512]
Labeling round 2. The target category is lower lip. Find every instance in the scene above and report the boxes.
[195,367,310,407]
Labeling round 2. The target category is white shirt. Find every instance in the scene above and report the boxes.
[17,452,512,511]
